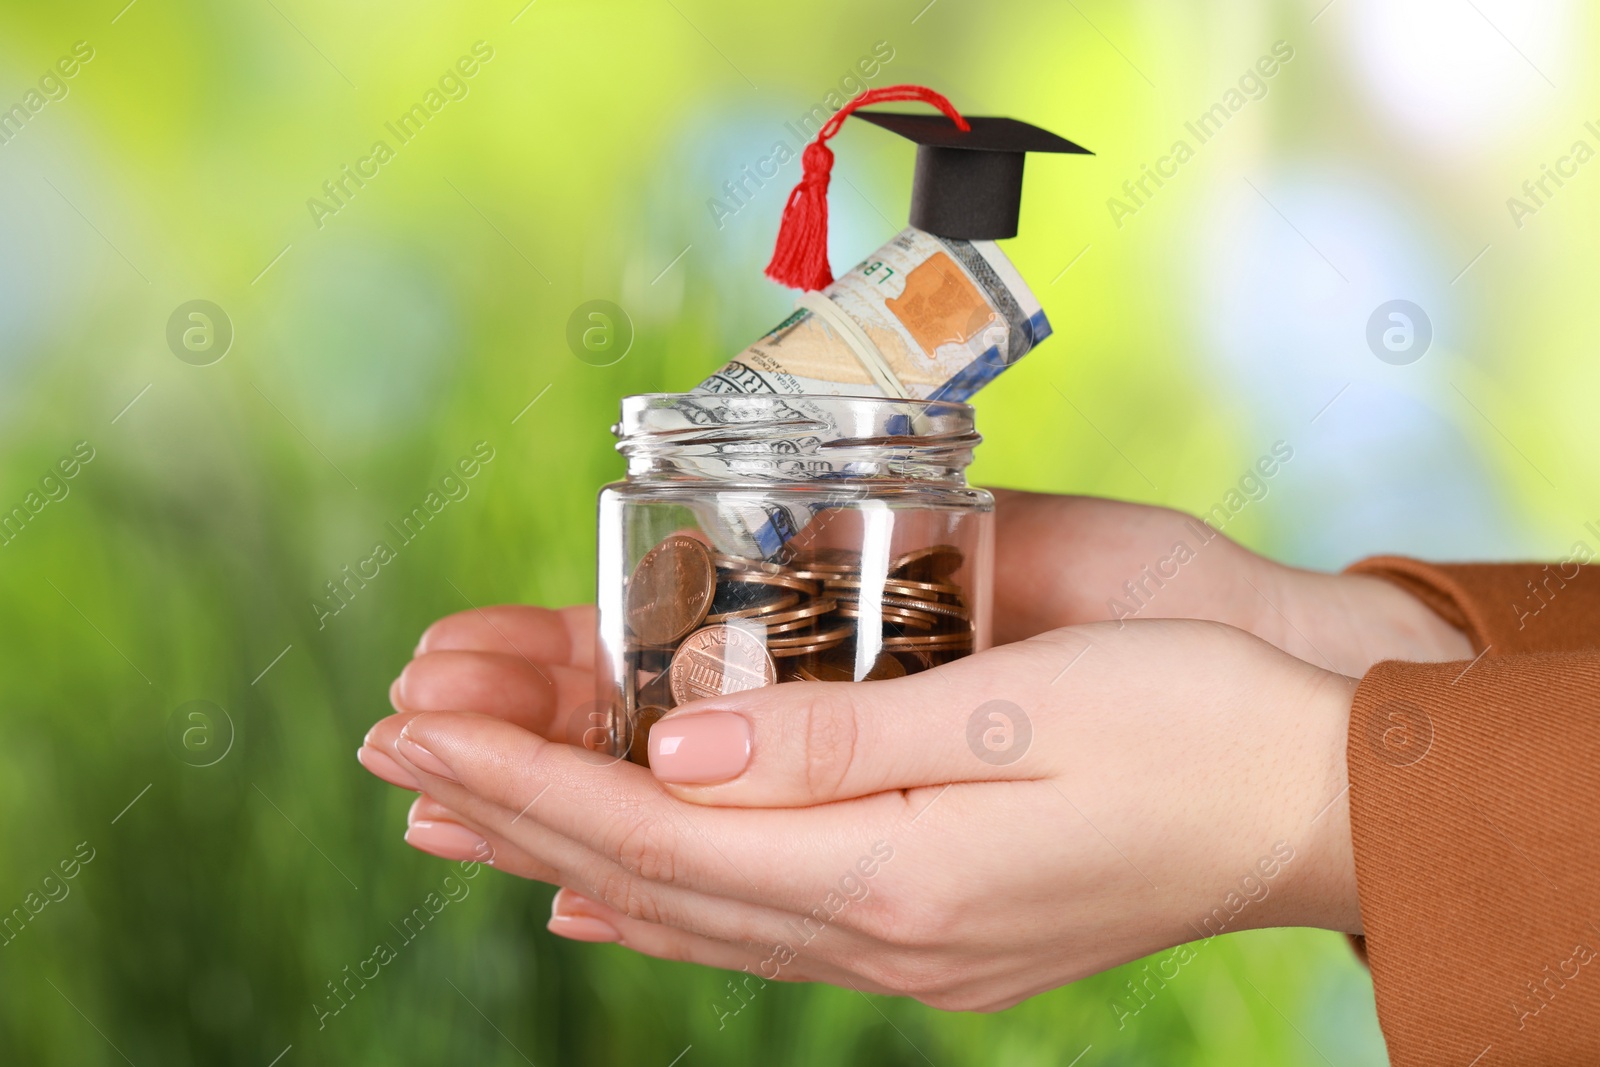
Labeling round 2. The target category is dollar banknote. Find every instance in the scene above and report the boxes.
[676,227,1052,556]
[695,227,1050,403]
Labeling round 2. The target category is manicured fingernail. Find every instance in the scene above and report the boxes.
[551,888,607,920]
[357,744,418,790]
[548,913,621,943]
[404,820,489,862]
[395,735,459,782]
[648,712,751,784]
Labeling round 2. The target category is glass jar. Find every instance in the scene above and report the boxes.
[594,393,994,764]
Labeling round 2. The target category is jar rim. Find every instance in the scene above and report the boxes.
[615,392,975,440]
[613,392,981,481]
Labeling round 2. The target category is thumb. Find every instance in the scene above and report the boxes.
[644,640,1056,806]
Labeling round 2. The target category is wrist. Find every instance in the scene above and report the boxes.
[1182,654,1363,938]
[1282,668,1363,935]
[1269,566,1474,678]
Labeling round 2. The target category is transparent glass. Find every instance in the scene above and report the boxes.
[594,393,994,763]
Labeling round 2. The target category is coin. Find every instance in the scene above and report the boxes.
[790,547,861,573]
[713,552,784,576]
[797,646,910,681]
[876,594,968,618]
[890,648,940,672]
[749,597,836,628]
[626,705,669,767]
[669,624,777,703]
[884,577,965,602]
[834,600,939,630]
[881,631,974,650]
[704,582,800,622]
[630,645,675,674]
[627,535,716,647]
[770,637,849,658]
[766,620,856,649]
[823,577,965,603]
[875,595,970,632]
[852,648,910,680]
[717,569,819,596]
[795,660,855,682]
[763,612,832,636]
[636,667,675,709]
[767,626,853,657]
[889,544,963,582]
[864,650,909,679]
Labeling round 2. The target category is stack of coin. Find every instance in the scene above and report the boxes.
[618,535,975,765]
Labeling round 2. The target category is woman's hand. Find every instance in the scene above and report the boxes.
[988,489,1471,673]
[362,617,1361,1011]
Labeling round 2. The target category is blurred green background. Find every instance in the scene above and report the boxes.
[2,0,1593,1062]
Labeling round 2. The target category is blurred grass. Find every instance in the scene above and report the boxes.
[3,0,1593,1062]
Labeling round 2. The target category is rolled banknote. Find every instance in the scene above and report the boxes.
[695,226,1050,403]
[680,226,1052,557]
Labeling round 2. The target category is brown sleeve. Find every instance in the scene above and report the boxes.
[1348,555,1600,654]
[1350,655,1600,1066]
[1344,557,1600,1065]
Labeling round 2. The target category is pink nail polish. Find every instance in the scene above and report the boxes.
[648,712,751,784]
[548,914,622,943]
[404,820,488,862]
[357,745,419,791]
[551,888,607,919]
[395,735,459,782]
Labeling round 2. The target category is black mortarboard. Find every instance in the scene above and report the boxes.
[764,85,1092,290]
[853,112,1092,240]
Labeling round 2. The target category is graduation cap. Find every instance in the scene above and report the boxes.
[765,84,1091,291]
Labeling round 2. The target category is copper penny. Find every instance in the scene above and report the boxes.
[704,582,800,622]
[627,535,715,647]
[795,660,855,682]
[713,552,784,576]
[824,577,965,603]
[766,620,856,649]
[891,648,939,673]
[763,615,827,637]
[808,648,907,681]
[884,577,965,602]
[770,636,850,658]
[717,569,819,596]
[627,705,669,767]
[636,667,675,710]
[889,544,963,582]
[669,624,777,703]
[790,547,860,573]
[864,650,909,679]
[834,600,939,630]
[881,632,973,650]
[750,597,836,628]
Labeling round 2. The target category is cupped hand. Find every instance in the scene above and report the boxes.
[363,613,1361,1011]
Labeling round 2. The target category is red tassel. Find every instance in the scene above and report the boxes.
[764,84,969,291]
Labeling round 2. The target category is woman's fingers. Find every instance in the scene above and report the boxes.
[393,651,590,736]
[358,739,420,791]
[386,710,902,917]
[403,793,564,883]
[416,603,596,671]
[548,890,895,992]
[398,773,878,970]
[645,637,1072,806]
